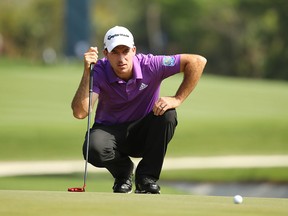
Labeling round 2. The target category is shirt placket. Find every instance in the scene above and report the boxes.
[126,79,136,100]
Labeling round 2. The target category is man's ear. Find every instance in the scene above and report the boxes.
[103,49,108,57]
[132,46,136,54]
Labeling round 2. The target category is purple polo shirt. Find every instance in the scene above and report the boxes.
[92,53,181,125]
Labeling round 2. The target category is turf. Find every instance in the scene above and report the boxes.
[161,167,288,183]
[0,59,288,195]
[0,61,288,160]
[1,168,288,193]
[163,75,288,156]
[0,190,287,216]
[0,172,185,194]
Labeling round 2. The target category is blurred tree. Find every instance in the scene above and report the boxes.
[0,0,287,80]
[236,0,288,79]
[0,0,64,60]
[151,0,288,80]
[90,0,142,53]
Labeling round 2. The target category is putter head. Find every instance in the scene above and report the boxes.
[68,187,85,192]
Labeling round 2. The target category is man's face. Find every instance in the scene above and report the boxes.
[104,45,136,81]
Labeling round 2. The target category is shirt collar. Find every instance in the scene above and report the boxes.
[106,56,143,83]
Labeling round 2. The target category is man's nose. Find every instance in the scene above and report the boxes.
[118,54,125,62]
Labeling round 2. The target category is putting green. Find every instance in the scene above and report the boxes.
[0,190,287,216]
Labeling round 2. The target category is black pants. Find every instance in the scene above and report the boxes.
[82,109,177,181]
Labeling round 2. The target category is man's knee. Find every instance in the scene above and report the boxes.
[82,135,116,167]
[161,109,178,126]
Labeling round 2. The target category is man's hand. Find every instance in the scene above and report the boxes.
[153,54,207,116]
[84,47,98,72]
[71,47,99,119]
[153,96,181,116]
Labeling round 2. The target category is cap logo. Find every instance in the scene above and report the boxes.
[104,26,134,51]
[107,33,129,40]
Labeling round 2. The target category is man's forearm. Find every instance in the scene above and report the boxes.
[71,72,90,119]
[175,55,207,104]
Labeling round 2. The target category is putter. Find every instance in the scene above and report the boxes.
[68,63,95,192]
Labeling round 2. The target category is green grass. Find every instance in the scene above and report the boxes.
[161,168,288,183]
[0,168,287,193]
[0,62,87,160]
[0,59,288,193]
[0,60,287,160]
[0,172,183,194]
[163,75,288,156]
[0,190,287,216]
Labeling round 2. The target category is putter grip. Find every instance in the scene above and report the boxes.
[90,63,95,73]
[89,64,94,91]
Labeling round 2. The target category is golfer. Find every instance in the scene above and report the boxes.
[71,26,207,194]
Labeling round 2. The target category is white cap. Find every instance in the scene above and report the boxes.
[104,26,134,52]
